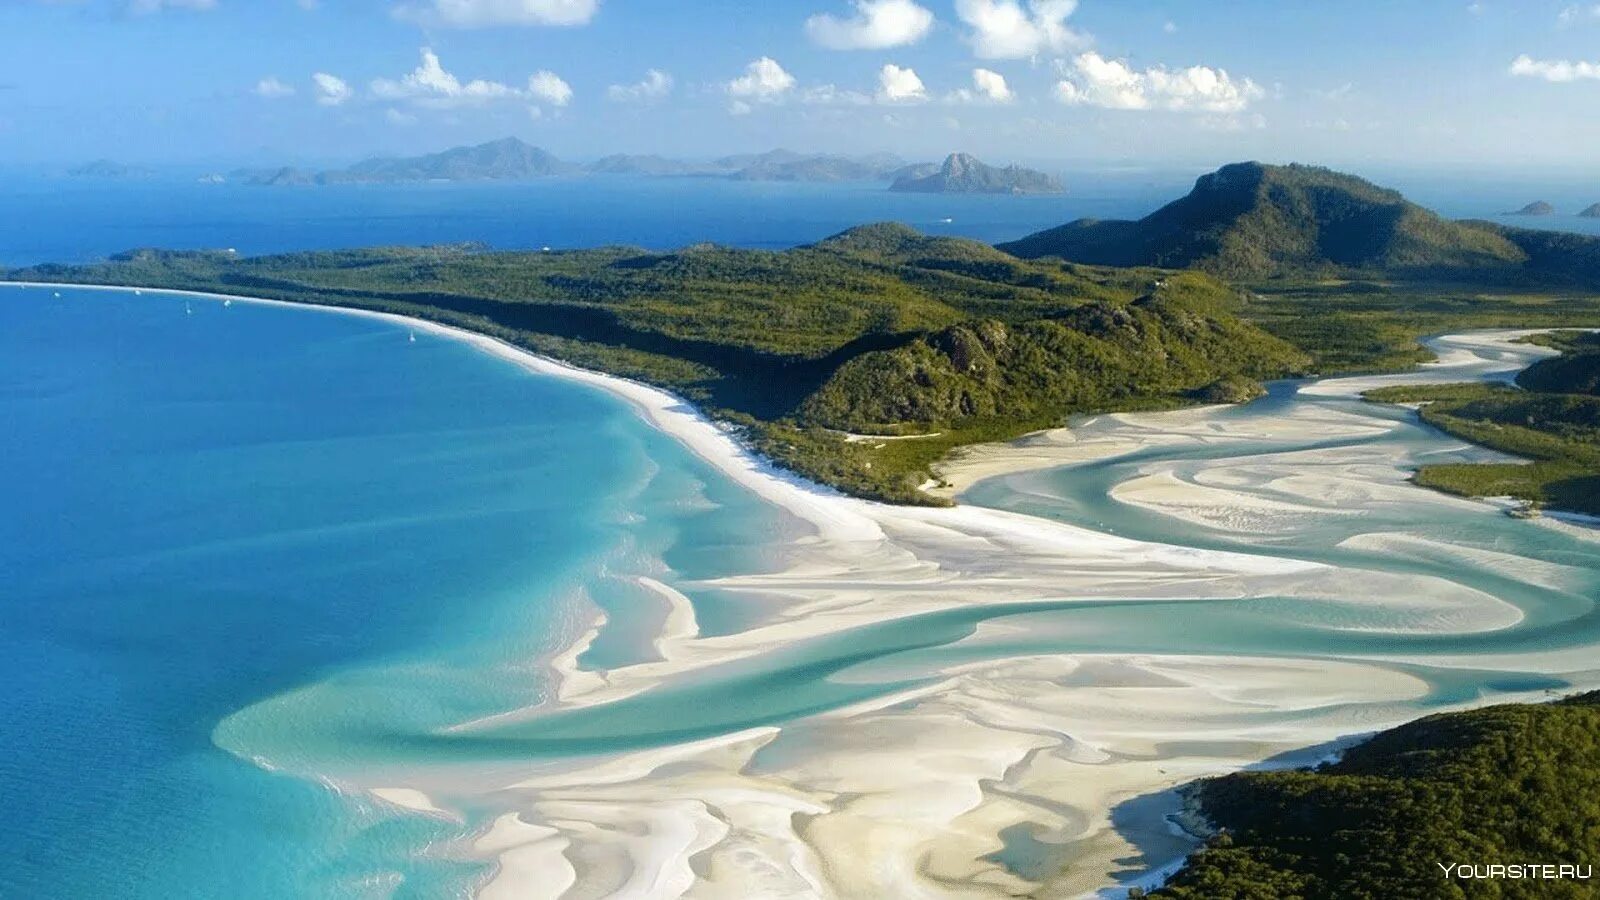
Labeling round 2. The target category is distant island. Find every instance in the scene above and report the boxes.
[228,138,945,188]
[68,159,154,179]
[1580,203,1600,218]
[215,138,1063,194]
[1509,200,1555,216]
[889,153,1063,195]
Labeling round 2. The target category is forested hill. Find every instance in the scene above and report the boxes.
[1150,691,1600,899]
[3,224,1308,504]
[1000,161,1600,283]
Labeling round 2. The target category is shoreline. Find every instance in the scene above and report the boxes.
[18,281,1598,898]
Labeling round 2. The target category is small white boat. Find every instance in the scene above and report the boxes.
[53,291,61,298]
[185,301,193,316]
[134,290,142,296]
[223,299,232,307]
[939,217,954,224]
[409,330,417,343]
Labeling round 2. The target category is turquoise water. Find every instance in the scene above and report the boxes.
[0,285,795,898]
[5,284,1599,897]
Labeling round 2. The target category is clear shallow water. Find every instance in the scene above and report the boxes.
[0,285,796,898]
[5,284,1599,897]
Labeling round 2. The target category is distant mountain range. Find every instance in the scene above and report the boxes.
[220,138,1058,194]
[890,153,1062,195]
[1580,203,1600,219]
[1000,161,1600,283]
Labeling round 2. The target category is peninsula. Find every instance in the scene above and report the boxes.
[11,162,1600,512]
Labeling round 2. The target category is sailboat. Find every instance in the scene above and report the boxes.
[223,299,232,308]
[185,301,193,316]
[409,330,417,343]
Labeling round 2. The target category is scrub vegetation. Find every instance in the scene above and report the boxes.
[1148,692,1600,900]
[1364,332,1600,514]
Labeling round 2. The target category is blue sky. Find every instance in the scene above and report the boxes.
[2,0,1599,170]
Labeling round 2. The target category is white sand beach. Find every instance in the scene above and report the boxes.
[20,283,1597,899]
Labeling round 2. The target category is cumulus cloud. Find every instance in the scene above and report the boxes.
[727,56,797,103]
[955,0,1086,59]
[949,66,1013,102]
[528,70,572,106]
[312,73,352,106]
[385,107,418,126]
[876,63,927,102]
[805,0,934,50]
[1509,53,1600,81]
[254,76,295,99]
[1054,51,1263,112]
[607,69,673,102]
[397,0,599,27]
[371,48,520,107]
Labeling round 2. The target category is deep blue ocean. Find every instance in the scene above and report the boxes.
[3,171,1599,898]
[4,167,1598,268]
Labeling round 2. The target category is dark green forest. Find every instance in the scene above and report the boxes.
[1149,692,1600,900]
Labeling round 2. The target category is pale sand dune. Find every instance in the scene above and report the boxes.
[22,285,1590,898]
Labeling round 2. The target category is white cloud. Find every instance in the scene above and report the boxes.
[955,0,1086,59]
[727,57,797,104]
[127,0,215,13]
[1054,51,1263,112]
[607,69,673,102]
[805,0,934,50]
[876,63,927,102]
[397,0,599,27]
[385,107,418,125]
[528,70,572,106]
[312,73,352,106]
[1163,20,1177,33]
[371,48,520,107]
[949,66,1013,102]
[1509,53,1600,81]
[254,76,295,99]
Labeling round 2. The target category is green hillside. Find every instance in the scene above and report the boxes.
[3,225,1307,504]
[1000,162,1600,283]
[1149,691,1600,900]
[1518,330,1600,395]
